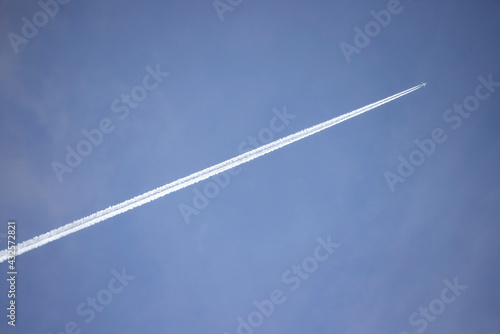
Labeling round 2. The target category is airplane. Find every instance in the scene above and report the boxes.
[421,82,427,87]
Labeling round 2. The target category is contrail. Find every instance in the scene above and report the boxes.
[0,84,423,263]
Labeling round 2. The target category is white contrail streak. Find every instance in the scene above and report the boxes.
[0,84,423,263]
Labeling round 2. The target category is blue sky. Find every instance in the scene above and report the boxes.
[1,0,499,333]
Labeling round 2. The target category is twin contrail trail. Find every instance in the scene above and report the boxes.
[0,84,424,263]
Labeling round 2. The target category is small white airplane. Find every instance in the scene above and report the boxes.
[421,82,427,87]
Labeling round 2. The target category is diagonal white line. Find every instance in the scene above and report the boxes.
[0,84,424,263]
